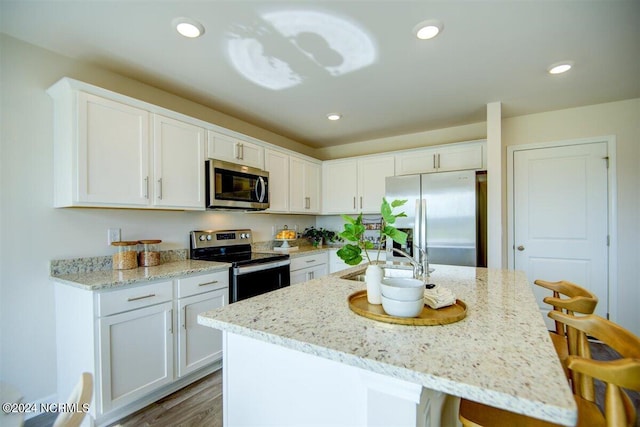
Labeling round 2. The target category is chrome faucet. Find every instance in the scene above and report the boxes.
[392,247,428,280]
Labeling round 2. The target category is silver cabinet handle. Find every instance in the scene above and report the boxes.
[157,178,162,200]
[169,308,173,334]
[305,259,316,263]
[182,306,187,330]
[198,280,219,287]
[517,245,525,251]
[127,293,156,302]
[236,143,244,160]
[353,197,356,209]
[433,154,437,169]
[437,153,441,169]
[360,196,363,209]
[144,176,149,198]
[305,197,310,209]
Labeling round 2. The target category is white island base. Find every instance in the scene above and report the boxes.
[223,331,460,427]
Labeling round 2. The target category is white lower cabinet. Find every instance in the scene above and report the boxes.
[176,273,228,377]
[54,270,228,426]
[99,300,174,412]
[290,252,328,284]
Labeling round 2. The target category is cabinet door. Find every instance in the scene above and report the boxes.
[304,161,321,213]
[153,115,205,209]
[177,288,227,377]
[78,92,150,206]
[394,148,438,175]
[207,131,264,169]
[436,143,484,172]
[290,264,328,285]
[264,149,289,212]
[289,156,320,213]
[322,160,358,214]
[358,156,395,213]
[98,301,173,412]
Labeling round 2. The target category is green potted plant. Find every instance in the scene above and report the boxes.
[337,198,408,304]
[302,227,339,248]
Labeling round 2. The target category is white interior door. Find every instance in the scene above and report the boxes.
[512,142,609,327]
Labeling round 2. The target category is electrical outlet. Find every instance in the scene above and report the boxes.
[107,228,121,245]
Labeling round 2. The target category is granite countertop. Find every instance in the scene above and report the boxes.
[50,259,231,291]
[198,264,576,426]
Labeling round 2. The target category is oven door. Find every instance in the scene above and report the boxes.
[207,160,269,210]
[231,260,290,303]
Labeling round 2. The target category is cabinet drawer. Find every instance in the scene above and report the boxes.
[176,270,229,298]
[290,253,328,271]
[98,281,173,317]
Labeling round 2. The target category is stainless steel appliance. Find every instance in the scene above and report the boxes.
[190,229,290,302]
[385,170,487,267]
[206,160,269,210]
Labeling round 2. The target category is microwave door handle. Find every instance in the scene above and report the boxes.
[256,176,266,202]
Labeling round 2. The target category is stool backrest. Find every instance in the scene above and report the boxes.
[549,312,640,427]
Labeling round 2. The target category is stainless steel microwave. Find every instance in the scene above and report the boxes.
[206,160,269,210]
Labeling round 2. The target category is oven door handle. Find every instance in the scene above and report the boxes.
[234,259,290,275]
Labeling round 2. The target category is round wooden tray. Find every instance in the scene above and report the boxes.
[348,290,467,326]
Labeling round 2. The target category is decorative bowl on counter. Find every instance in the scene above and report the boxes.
[381,278,424,301]
[381,295,424,318]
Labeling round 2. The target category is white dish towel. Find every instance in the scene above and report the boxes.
[424,285,456,309]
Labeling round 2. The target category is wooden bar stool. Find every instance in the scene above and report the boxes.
[459,313,640,427]
[535,280,598,378]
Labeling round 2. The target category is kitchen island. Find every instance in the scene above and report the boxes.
[198,265,577,426]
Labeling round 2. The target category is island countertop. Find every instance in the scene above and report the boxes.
[198,264,576,426]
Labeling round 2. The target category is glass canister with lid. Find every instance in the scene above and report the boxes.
[138,239,162,267]
[111,241,139,270]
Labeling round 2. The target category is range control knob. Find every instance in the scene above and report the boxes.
[199,235,206,241]
[206,234,212,240]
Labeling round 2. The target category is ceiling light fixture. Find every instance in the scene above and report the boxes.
[414,20,443,40]
[327,113,342,121]
[548,62,573,75]
[173,17,205,38]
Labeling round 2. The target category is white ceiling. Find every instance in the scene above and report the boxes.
[2,1,639,148]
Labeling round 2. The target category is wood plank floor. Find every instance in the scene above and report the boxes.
[107,370,222,427]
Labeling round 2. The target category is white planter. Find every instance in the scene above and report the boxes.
[365,264,383,305]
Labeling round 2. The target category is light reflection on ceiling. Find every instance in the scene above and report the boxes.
[226,10,377,90]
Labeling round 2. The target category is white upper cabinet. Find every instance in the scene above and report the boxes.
[395,141,485,175]
[152,115,205,209]
[323,155,395,214]
[264,149,290,212]
[289,156,321,214]
[76,92,150,207]
[48,78,206,210]
[206,131,264,170]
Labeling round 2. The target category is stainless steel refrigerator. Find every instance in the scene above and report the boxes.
[385,170,487,267]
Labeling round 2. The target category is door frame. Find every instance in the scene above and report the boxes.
[506,135,618,321]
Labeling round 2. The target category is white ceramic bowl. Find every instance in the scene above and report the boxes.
[381,278,425,301]
[381,295,424,318]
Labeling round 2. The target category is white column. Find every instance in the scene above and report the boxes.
[486,102,503,268]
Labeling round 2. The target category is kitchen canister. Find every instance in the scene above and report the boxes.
[138,240,162,267]
[111,241,139,270]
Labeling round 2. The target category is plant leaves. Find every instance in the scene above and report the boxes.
[384,226,408,245]
[337,244,363,265]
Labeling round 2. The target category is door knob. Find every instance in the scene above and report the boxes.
[517,245,525,251]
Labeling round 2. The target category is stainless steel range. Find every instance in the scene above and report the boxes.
[190,229,290,303]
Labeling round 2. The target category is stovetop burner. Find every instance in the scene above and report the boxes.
[189,229,289,266]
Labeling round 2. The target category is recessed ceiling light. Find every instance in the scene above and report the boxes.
[173,17,205,38]
[414,20,443,40]
[327,113,342,121]
[548,62,573,75]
